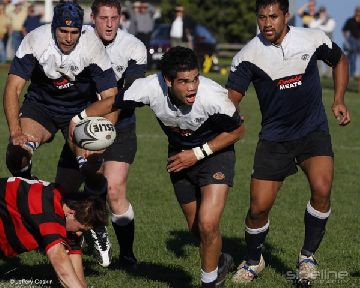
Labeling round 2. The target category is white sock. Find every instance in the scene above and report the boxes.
[201,267,218,283]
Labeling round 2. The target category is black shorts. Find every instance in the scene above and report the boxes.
[170,147,235,205]
[252,132,334,181]
[102,123,137,164]
[20,99,75,140]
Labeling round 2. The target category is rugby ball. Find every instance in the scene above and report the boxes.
[73,117,116,151]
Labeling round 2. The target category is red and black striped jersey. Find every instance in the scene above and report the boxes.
[0,177,80,256]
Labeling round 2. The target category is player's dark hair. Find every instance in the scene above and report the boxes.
[91,0,121,16]
[63,173,108,228]
[256,0,289,14]
[160,46,199,81]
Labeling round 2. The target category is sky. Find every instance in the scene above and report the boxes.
[291,0,358,47]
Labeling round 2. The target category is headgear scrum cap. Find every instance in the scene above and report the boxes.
[51,0,84,32]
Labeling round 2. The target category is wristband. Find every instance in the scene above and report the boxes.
[192,143,213,161]
[192,147,205,161]
[72,110,88,124]
[202,143,213,156]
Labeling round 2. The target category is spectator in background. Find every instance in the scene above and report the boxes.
[134,1,154,68]
[4,0,14,15]
[128,1,140,35]
[22,4,42,35]
[309,6,336,77]
[170,5,195,49]
[297,0,318,28]
[120,10,131,32]
[0,3,10,63]
[135,2,154,45]
[342,6,360,78]
[8,0,28,55]
[2,0,12,59]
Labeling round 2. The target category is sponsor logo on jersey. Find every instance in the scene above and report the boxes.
[70,65,79,72]
[301,54,310,61]
[53,78,74,89]
[277,75,302,90]
[116,65,124,72]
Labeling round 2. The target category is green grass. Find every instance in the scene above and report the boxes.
[0,64,360,287]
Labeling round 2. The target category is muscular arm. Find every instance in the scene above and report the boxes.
[332,54,350,126]
[3,74,27,140]
[89,87,119,120]
[228,88,245,108]
[46,243,86,288]
[69,254,86,287]
[97,87,120,125]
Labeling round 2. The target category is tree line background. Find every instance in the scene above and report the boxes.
[80,0,257,43]
[159,0,257,43]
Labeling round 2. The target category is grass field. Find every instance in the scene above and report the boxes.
[0,64,359,288]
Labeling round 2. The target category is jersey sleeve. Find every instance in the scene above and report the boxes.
[123,59,147,90]
[314,30,342,67]
[121,39,147,89]
[9,33,37,80]
[65,232,82,255]
[89,64,118,93]
[226,51,254,95]
[86,32,118,93]
[115,77,150,109]
[200,78,242,132]
[39,219,69,254]
[209,111,242,133]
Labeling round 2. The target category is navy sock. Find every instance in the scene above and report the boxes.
[302,202,331,255]
[112,219,135,257]
[245,221,269,264]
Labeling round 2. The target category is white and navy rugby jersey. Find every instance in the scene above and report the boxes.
[115,74,242,152]
[9,24,117,116]
[227,26,342,142]
[83,25,147,128]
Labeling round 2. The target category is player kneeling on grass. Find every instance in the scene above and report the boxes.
[70,46,245,287]
[0,175,108,288]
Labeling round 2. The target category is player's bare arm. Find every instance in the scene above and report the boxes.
[97,88,120,125]
[46,243,87,288]
[3,74,29,145]
[69,253,87,287]
[167,124,244,173]
[332,54,350,126]
[228,88,245,108]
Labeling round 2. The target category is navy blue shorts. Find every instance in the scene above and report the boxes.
[102,123,137,164]
[20,99,81,140]
[170,147,235,205]
[252,132,334,181]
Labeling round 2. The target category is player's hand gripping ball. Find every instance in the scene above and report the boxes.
[73,117,116,151]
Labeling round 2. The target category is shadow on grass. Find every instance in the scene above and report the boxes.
[0,257,61,287]
[0,256,101,287]
[166,229,293,277]
[109,259,194,288]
